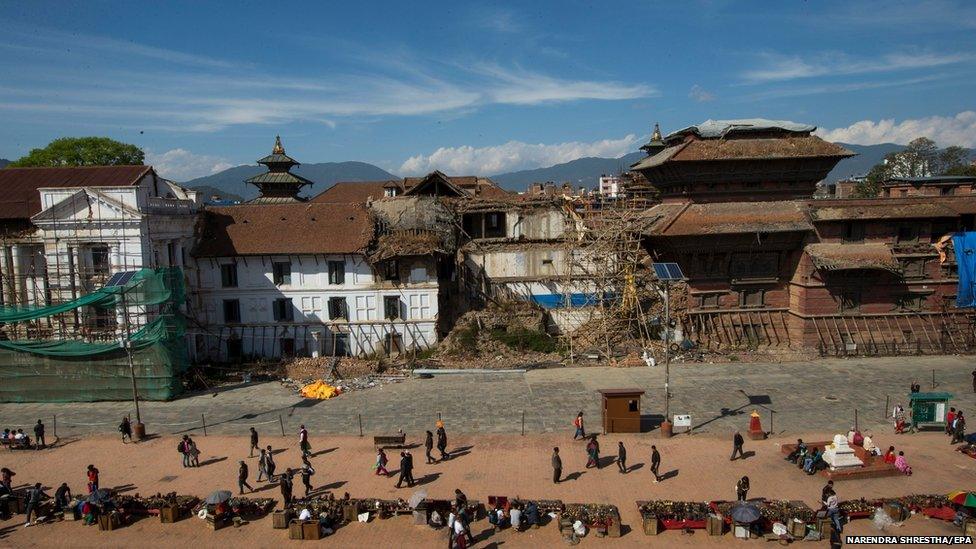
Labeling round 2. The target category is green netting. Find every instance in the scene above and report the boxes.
[0,267,188,402]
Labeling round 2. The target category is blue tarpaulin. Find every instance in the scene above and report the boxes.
[953,232,976,308]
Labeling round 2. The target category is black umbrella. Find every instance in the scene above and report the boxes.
[730,502,761,524]
[204,490,232,505]
[86,489,112,505]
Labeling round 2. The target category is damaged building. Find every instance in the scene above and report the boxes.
[634,119,976,357]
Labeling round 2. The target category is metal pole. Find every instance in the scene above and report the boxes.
[769,410,773,436]
[120,291,141,425]
[663,283,671,423]
[201,414,207,436]
[53,414,57,439]
[521,410,525,436]
[884,395,890,421]
[279,415,285,437]
[932,369,936,390]
[358,414,363,437]
[854,408,858,432]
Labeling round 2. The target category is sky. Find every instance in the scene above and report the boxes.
[1,0,975,181]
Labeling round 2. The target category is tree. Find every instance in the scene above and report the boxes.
[851,152,895,198]
[944,163,976,177]
[8,137,144,167]
[934,146,970,174]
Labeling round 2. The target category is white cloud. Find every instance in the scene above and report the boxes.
[398,135,641,176]
[816,111,976,147]
[0,31,654,133]
[145,149,234,181]
[688,84,715,102]
[743,51,975,83]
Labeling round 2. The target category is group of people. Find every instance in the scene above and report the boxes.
[373,423,449,489]
[424,424,449,463]
[554,412,667,483]
[947,407,967,444]
[176,435,201,467]
[784,439,828,474]
[2,420,45,449]
[487,497,540,533]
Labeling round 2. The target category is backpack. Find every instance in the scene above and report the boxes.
[176,441,184,453]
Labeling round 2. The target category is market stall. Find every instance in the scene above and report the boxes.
[636,500,708,534]
[560,503,621,538]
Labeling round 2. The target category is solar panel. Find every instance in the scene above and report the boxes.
[652,262,685,281]
[104,271,138,287]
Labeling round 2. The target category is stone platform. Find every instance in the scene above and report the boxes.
[781,441,902,481]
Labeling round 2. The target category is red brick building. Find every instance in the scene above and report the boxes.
[633,120,976,356]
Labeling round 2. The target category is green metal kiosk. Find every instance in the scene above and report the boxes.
[908,392,953,430]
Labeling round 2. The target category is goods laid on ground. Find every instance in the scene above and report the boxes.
[561,503,621,538]
[299,380,341,399]
[637,500,709,533]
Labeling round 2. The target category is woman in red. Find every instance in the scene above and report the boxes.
[86,464,99,493]
[883,446,896,464]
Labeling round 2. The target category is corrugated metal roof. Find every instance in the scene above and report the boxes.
[666,119,817,141]
[0,165,151,220]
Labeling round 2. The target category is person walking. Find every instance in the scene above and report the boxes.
[425,431,435,464]
[119,417,132,444]
[265,445,277,481]
[730,431,745,461]
[397,452,410,488]
[436,425,449,460]
[249,427,259,458]
[86,464,99,493]
[972,368,976,393]
[33,420,45,450]
[257,448,269,482]
[375,448,389,476]
[299,425,311,458]
[573,411,586,440]
[238,461,253,494]
[617,441,627,473]
[24,483,48,527]
[279,469,294,505]
[952,411,966,444]
[179,435,191,467]
[187,436,201,467]
[651,445,662,482]
[585,436,599,468]
[300,462,315,496]
[552,447,562,483]
[735,476,750,502]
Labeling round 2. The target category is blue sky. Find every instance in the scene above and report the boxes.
[1,0,975,180]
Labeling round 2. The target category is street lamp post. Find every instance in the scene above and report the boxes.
[120,289,144,440]
[660,281,673,438]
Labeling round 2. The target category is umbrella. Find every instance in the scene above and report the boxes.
[730,502,761,524]
[86,489,112,505]
[204,490,232,505]
[408,490,427,509]
[948,491,976,508]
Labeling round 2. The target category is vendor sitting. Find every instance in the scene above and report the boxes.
[524,501,540,528]
[894,451,913,475]
[298,506,313,521]
[862,433,881,456]
[847,427,864,447]
[785,439,807,463]
[883,446,897,464]
[803,448,824,474]
[488,505,509,529]
[318,511,335,536]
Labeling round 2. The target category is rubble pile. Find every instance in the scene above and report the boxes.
[282,357,408,395]
[434,302,565,368]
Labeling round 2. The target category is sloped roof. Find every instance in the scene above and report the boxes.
[631,136,853,170]
[645,200,811,236]
[806,243,901,273]
[665,119,817,141]
[810,202,958,221]
[311,181,394,204]
[194,203,372,257]
[0,165,152,220]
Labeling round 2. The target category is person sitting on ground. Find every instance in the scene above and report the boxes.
[488,504,509,529]
[804,448,823,474]
[883,446,897,464]
[1,429,9,441]
[298,505,313,521]
[14,429,29,447]
[318,511,335,535]
[510,501,523,532]
[786,439,806,463]
[862,433,881,456]
[894,451,913,475]
[524,501,540,528]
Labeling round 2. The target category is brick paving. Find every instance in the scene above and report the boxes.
[0,431,971,547]
[1,355,974,439]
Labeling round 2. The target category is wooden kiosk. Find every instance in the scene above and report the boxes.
[599,389,645,433]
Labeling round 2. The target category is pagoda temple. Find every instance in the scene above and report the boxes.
[245,136,313,203]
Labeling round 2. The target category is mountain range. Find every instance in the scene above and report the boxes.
[182,142,969,199]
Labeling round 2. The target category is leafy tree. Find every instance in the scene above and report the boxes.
[935,146,970,174]
[8,137,144,167]
[944,163,976,176]
[851,153,895,198]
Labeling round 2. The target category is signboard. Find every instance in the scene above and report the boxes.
[673,415,692,428]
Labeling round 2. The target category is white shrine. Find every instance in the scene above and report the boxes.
[822,434,864,470]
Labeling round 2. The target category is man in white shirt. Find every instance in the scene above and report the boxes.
[298,506,312,521]
[826,493,842,533]
[510,506,522,531]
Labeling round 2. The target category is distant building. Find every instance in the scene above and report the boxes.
[598,174,623,198]
[882,176,976,198]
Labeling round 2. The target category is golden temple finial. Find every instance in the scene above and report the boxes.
[272,135,285,155]
[651,123,662,142]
